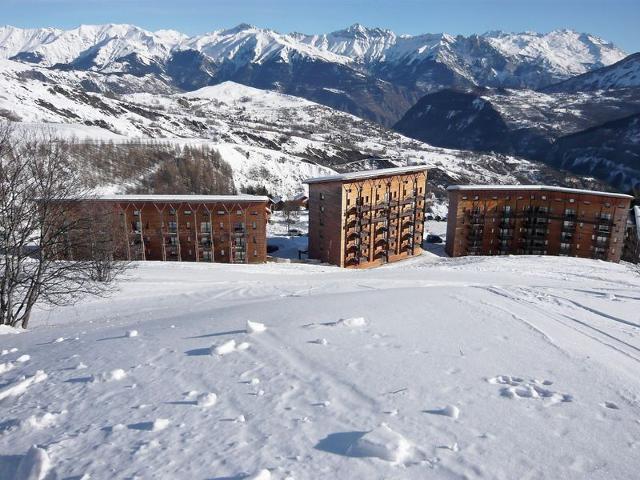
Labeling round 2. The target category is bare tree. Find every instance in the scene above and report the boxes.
[281,200,301,235]
[0,123,129,328]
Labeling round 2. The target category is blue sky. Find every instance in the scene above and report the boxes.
[4,0,639,52]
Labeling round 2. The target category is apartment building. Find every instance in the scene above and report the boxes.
[61,194,270,263]
[445,185,633,262]
[304,166,429,268]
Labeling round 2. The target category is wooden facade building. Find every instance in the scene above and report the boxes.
[304,166,429,268]
[445,185,633,262]
[64,194,270,264]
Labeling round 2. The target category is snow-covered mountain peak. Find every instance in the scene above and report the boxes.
[184,25,351,65]
[544,51,640,92]
[482,29,626,76]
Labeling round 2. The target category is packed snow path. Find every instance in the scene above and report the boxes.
[1,255,639,479]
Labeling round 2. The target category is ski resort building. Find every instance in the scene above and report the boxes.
[445,185,633,262]
[60,194,271,264]
[304,166,429,268]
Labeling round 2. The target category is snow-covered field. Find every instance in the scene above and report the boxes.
[1,253,640,479]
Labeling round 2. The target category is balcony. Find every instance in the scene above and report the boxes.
[467,216,484,226]
[346,244,360,254]
[522,228,548,238]
[520,239,546,248]
[522,218,548,227]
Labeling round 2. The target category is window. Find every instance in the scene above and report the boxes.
[184,210,192,215]
[236,210,242,215]
[320,193,325,200]
[219,222,224,228]
[217,211,225,215]
[220,250,225,255]
[168,221,177,233]
[253,250,257,257]
[252,221,257,229]
[133,210,141,216]
[201,222,211,233]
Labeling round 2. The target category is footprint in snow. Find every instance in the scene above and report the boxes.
[603,401,620,410]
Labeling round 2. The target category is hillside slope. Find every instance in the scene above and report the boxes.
[0,59,594,207]
[393,86,640,190]
[548,113,640,192]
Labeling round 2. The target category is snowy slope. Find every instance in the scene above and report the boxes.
[0,60,580,204]
[1,255,639,478]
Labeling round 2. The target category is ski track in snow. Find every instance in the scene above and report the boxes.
[0,255,639,479]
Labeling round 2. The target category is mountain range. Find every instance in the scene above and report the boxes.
[0,23,637,196]
[0,23,627,126]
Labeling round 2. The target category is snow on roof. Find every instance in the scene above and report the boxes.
[78,194,270,203]
[446,184,633,200]
[303,165,429,184]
